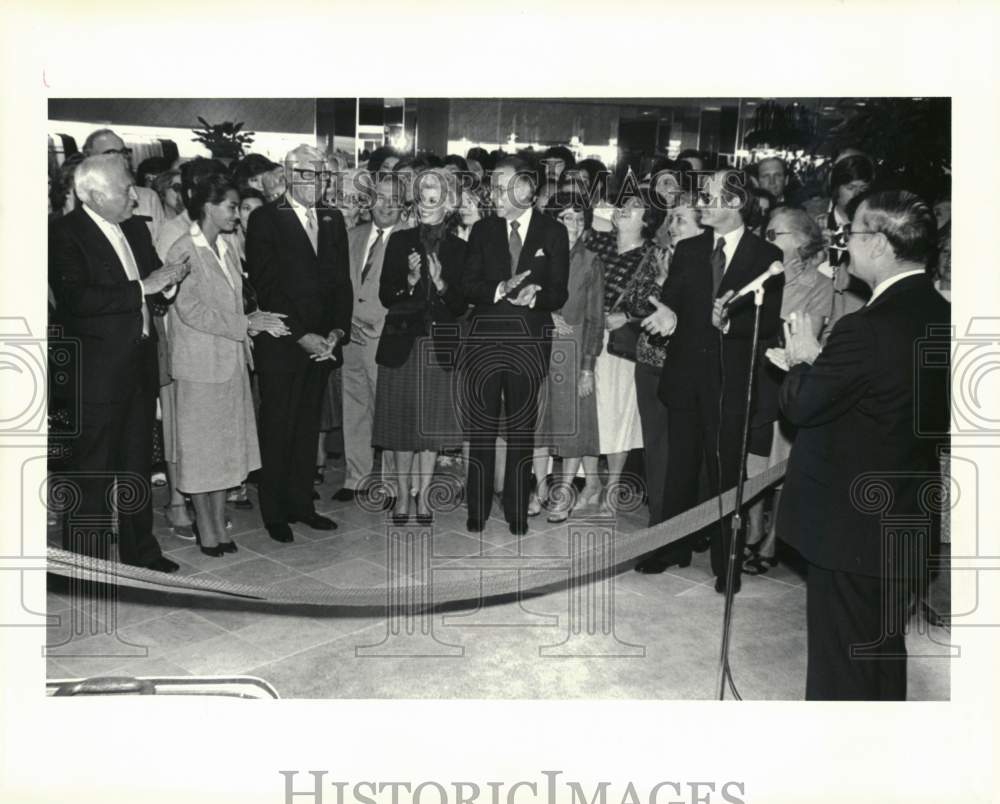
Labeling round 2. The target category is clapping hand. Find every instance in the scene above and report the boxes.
[640,296,678,337]
[502,270,531,297]
[510,283,541,306]
[248,310,289,338]
[711,290,735,331]
[406,250,421,287]
[145,255,191,294]
[784,312,822,367]
[427,253,446,292]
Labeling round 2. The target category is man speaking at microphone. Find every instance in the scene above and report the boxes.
[777,191,949,700]
[637,169,784,594]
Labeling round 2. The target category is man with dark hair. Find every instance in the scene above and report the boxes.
[638,168,785,594]
[230,153,286,202]
[246,144,353,543]
[462,155,570,535]
[756,156,796,207]
[542,145,575,183]
[778,190,949,700]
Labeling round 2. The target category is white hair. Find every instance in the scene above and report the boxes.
[284,143,328,167]
[74,154,126,205]
[82,128,119,155]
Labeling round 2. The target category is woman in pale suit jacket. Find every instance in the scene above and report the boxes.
[167,175,288,555]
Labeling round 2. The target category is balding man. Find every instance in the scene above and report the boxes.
[49,155,190,571]
[778,190,950,700]
[82,128,166,242]
[246,144,353,542]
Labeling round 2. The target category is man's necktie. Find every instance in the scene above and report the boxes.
[305,207,319,254]
[508,220,522,277]
[114,225,151,336]
[361,228,384,284]
[711,236,726,297]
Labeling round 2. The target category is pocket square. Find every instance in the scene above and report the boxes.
[534,248,546,257]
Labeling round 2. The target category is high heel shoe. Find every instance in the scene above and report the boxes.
[218,540,238,554]
[193,522,225,557]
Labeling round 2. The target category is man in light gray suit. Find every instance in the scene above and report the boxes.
[332,173,403,503]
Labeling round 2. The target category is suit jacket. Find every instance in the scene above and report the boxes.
[375,226,467,368]
[245,198,352,373]
[166,230,252,384]
[461,210,570,377]
[48,205,165,404]
[349,221,392,339]
[777,275,950,578]
[656,226,784,412]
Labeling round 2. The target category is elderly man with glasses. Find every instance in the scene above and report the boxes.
[82,128,166,242]
[245,144,353,543]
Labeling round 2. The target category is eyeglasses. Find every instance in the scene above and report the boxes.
[843,223,879,241]
[764,230,794,242]
[170,184,182,193]
[291,168,333,181]
[102,147,132,157]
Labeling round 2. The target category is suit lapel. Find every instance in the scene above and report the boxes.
[277,205,315,261]
[74,207,129,281]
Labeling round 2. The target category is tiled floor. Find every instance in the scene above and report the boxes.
[45,462,951,700]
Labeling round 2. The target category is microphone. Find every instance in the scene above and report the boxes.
[722,262,784,307]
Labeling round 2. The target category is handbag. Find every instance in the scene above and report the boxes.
[605,247,659,362]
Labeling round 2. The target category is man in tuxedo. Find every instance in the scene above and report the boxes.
[246,144,353,542]
[332,173,402,504]
[462,156,570,535]
[777,190,949,700]
[638,168,785,593]
[49,155,190,572]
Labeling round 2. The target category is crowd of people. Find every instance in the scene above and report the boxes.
[48,124,951,699]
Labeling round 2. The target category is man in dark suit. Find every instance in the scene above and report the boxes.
[637,169,785,593]
[246,145,353,543]
[462,156,570,535]
[777,190,950,700]
[49,154,190,572]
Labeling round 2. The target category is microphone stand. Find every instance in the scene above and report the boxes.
[716,284,765,701]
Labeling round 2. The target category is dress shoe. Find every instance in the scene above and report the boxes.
[331,488,356,502]
[714,575,742,595]
[146,556,180,573]
[218,540,238,554]
[266,523,294,543]
[289,513,338,531]
[693,534,711,553]
[634,548,691,574]
[466,518,485,533]
[193,522,226,557]
[508,521,528,536]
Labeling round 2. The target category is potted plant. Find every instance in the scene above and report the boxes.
[191,117,255,164]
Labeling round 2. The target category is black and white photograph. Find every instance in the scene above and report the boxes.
[2,4,998,804]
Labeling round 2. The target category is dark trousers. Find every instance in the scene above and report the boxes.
[257,363,329,525]
[635,362,669,525]
[63,377,161,568]
[806,563,909,700]
[465,364,542,528]
[659,398,745,578]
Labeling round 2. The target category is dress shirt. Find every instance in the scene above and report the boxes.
[866,269,926,306]
[494,205,536,305]
[190,223,237,290]
[714,224,745,275]
[82,203,150,335]
[364,222,395,261]
[286,192,316,242]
